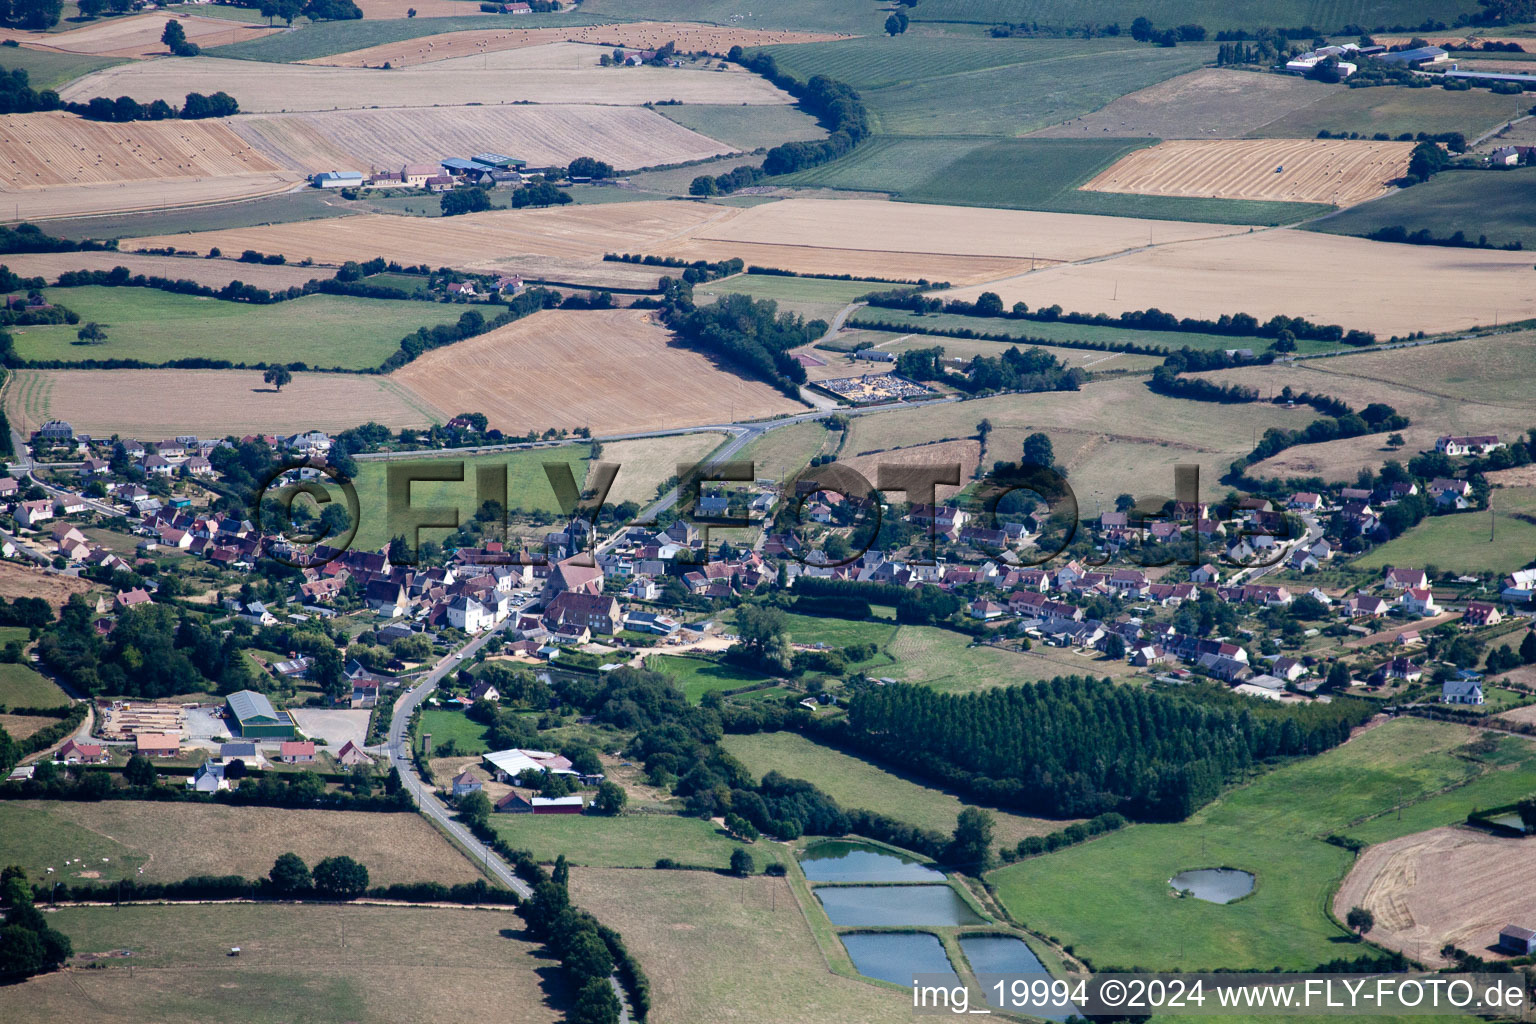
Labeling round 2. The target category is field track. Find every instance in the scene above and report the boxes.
[391,308,805,435]
[944,226,1536,337]
[0,13,277,58]
[5,368,447,437]
[229,104,734,173]
[1081,139,1413,206]
[1334,826,1536,966]
[59,55,793,112]
[309,22,852,67]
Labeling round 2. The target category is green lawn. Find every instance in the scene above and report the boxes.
[0,662,68,709]
[0,47,124,91]
[416,707,492,757]
[1248,83,1522,140]
[1308,167,1536,252]
[490,810,781,871]
[645,654,775,703]
[15,286,463,370]
[1352,488,1536,576]
[579,0,881,34]
[737,610,900,658]
[722,731,1065,852]
[655,103,827,151]
[696,273,894,322]
[349,445,589,552]
[987,717,1522,971]
[846,308,1344,355]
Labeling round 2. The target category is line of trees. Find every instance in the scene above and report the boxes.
[826,676,1373,821]
[859,288,1376,346]
[690,52,867,196]
[62,91,240,122]
[0,867,71,981]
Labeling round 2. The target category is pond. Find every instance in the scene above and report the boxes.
[1489,812,1529,834]
[961,934,1079,1021]
[800,841,946,883]
[817,884,984,926]
[842,931,959,988]
[1170,868,1255,904]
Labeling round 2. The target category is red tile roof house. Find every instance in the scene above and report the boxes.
[55,738,108,764]
[279,741,316,764]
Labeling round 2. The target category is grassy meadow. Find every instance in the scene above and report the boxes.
[987,718,1525,971]
[1249,84,1523,140]
[7,902,563,1024]
[15,286,462,369]
[1352,487,1536,576]
[1309,167,1536,251]
[656,103,827,150]
[696,273,892,322]
[901,0,1480,32]
[0,801,483,886]
[205,12,598,61]
[721,730,1069,851]
[0,661,68,708]
[348,445,589,551]
[645,653,775,703]
[490,809,781,871]
[0,46,124,90]
[416,706,494,757]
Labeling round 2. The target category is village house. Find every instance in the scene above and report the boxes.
[1436,434,1503,456]
[279,740,316,764]
[1463,602,1503,627]
[451,770,483,798]
[1383,567,1429,590]
[55,738,108,764]
[1399,587,1438,616]
[1441,677,1485,705]
[15,500,53,528]
[542,591,622,635]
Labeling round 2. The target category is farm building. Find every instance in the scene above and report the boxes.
[471,153,526,170]
[226,689,297,739]
[440,158,482,176]
[402,163,438,187]
[482,747,576,783]
[1378,46,1448,65]
[1501,925,1536,955]
[1446,69,1536,86]
[311,170,363,189]
[496,791,534,813]
[532,795,584,814]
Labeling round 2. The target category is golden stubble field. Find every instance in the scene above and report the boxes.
[229,103,734,174]
[943,228,1536,337]
[0,250,326,289]
[5,367,447,437]
[1334,826,1536,966]
[391,308,805,435]
[310,23,851,67]
[59,55,795,112]
[0,112,282,189]
[1081,138,1413,206]
[0,13,277,57]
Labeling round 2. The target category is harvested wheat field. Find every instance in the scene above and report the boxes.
[0,714,53,741]
[125,201,735,281]
[686,197,1248,264]
[6,368,446,437]
[393,308,804,435]
[1030,67,1336,139]
[0,13,277,57]
[943,228,1536,337]
[10,172,303,221]
[0,112,282,189]
[841,439,980,502]
[0,250,325,289]
[353,0,501,15]
[312,24,850,67]
[1334,826,1536,966]
[231,104,734,174]
[60,56,793,112]
[0,559,96,608]
[1081,139,1413,206]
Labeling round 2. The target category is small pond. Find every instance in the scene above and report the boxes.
[800,841,946,883]
[842,931,959,988]
[1170,868,1255,904]
[1490,812,1529,834]
[961,934,1079,1020]
[817,884,984,926]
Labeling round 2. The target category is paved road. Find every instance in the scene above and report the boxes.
[383,613,534,898]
